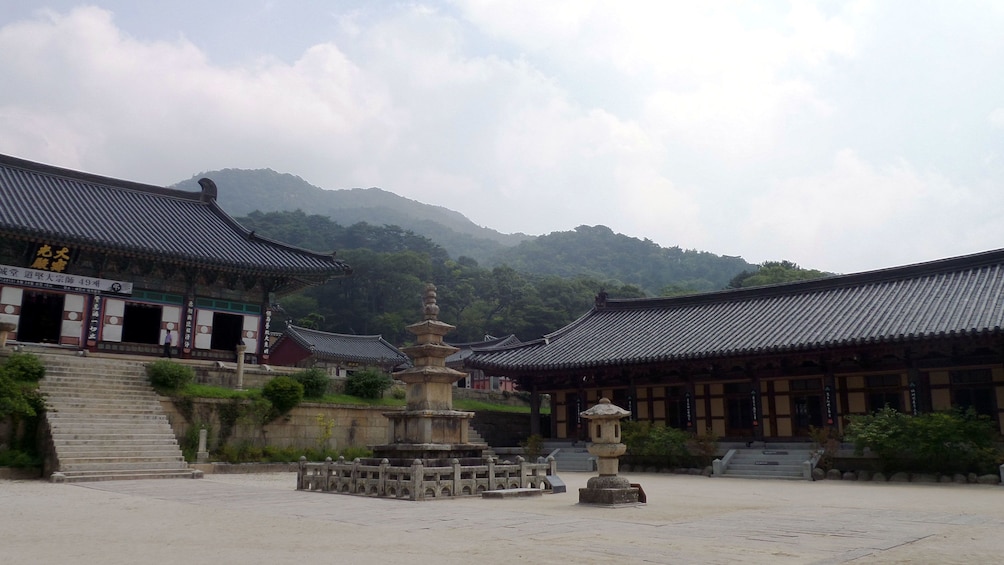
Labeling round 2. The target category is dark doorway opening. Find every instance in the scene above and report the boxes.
[790,378,824,436]
[725,382,755,438]
[564,391,584,441]
[210,312,244,352]
[18,291,65,344]
[121,303,162,345]
[792,395,823,436]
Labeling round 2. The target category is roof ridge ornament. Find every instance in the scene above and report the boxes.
[197,178,218,202]
[595,288,608,308]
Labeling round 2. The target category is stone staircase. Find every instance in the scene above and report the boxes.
[713,443,815,480]
[36,352,197,482]
[467,425,496,459]
[542,440,595,472]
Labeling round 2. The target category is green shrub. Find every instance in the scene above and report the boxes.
[0,372,35,419]
[146,360,195,390]
[293,368,330,399]
[622,420,697,468]
[845,406,1001,474]
[2,352,45,382]
[520,433,545,460]
[0,448,41,468]
[345,368,393,399]
[261,376,304,415]
[686,428,720,468]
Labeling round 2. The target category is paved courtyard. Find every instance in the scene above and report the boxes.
[3,471,1003,564]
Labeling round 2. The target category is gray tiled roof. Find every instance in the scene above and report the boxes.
[467,249,1004,373]
[282,325,408,366]
[0,154,351,278]
[446,334,521,364]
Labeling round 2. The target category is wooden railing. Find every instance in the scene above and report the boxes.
[297,455,558,500]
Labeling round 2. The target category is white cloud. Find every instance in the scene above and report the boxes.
[0,2,1002,275]
[990,108,1004,129]
[742,149,994,272]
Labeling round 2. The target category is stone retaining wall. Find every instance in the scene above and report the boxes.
[160,398,535,452]
[160,398,398,452]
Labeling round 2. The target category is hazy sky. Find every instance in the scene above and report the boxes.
[1,1,1002,274]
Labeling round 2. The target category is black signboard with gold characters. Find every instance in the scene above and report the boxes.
[30,244,72,272]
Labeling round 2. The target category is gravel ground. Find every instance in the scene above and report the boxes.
[3,471,1004,564]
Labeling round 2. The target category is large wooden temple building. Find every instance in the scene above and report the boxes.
[467,250,1004,441]
[0,154,351,362]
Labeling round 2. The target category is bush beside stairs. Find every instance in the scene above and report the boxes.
[36,352,198,482]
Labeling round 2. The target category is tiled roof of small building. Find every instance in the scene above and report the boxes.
[0,154,351,279]
[281,325,408,366]
[445,334,522,364]
[467,249,1004,373]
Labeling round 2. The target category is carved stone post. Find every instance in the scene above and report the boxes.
[235,343,247,390]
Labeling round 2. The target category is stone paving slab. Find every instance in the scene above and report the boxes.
[3,471,1004,564]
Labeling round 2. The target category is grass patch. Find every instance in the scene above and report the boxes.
[175,383,257,399]
[316,393,405,407]
[166,384,547,414]
[455,399,533,413]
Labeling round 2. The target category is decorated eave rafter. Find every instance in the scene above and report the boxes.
[0,153,352,292]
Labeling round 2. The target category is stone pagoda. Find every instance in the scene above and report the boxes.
[371,283,487,463]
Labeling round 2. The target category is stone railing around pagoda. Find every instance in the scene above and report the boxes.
[297,455,558,501]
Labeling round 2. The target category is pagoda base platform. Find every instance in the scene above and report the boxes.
[370,442,488,463]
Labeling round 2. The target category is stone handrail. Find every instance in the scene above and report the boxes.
[712,449,737,476]
[298,455,558,501]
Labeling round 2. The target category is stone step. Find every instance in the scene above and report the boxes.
[53,438,183,448]
[45,403,164,413]
[52,433,180,442]
[41,380,155,390]
[54,444,184,455]
[717,473,806,481]
[549,448,595,472]
[50,426,176,436]
[53,469,198,483]
[58,459,188,472]
[46,412,170,420]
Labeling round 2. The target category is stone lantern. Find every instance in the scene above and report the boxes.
[578,398,641,505]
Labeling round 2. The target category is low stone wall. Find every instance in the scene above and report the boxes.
[0,467,42,480]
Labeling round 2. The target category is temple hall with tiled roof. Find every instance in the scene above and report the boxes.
[270,325,408,375]
[0,153,351,361]
[466,249,1004,441]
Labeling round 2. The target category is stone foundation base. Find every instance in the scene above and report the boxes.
[578,487,640,505]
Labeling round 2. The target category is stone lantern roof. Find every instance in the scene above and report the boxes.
[580,398,630,419]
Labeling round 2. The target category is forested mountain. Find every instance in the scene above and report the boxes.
[173,169,828,344]
[236,211,648,343]
[236,211,826,345]
[173,169,531,263]
[492,225,753,294]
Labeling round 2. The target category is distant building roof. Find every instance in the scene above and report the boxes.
[280,324,408,367]
[446,334,521,365]
[0,154,351,286]
[467,249,1004,374]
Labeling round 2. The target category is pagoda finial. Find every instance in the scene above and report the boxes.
[422,283,440,320]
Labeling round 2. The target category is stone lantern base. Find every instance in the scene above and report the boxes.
[578,475,640,505]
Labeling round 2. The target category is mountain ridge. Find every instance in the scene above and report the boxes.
[173,168,532,262]
[173,167,758,293]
